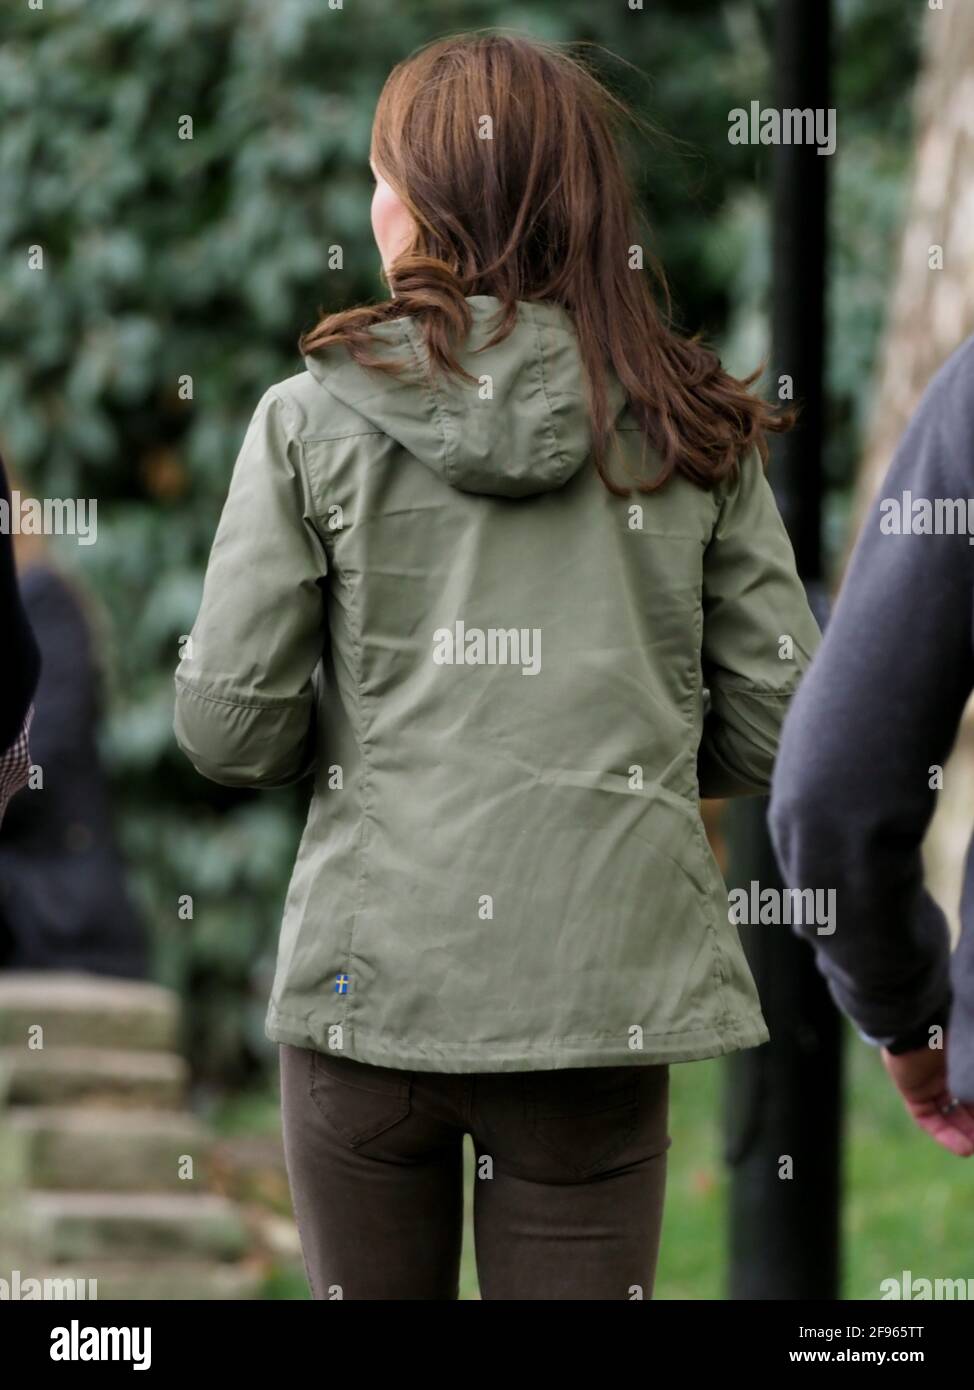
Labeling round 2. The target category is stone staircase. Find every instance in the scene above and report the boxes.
[0,972,269,1300]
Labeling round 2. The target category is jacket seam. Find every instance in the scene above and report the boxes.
[690,567,737,1043]
[173,676,306,711]
[526,305,569,474]
[301,430,386,444]
[313,368,405,416]
[334,547,372,1045]
[663,781,738,1043]
[267,387,301,439]
[267,389,332,569]
[698,815,735,1040]
[288,402,366,1041]
[636,531,705,540]
[267,1003,756,1044]
[399,317,458,484]
[672,547,728,1017]
[714,679,798,698]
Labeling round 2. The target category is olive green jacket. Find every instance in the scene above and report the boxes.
[174,295,821,1072]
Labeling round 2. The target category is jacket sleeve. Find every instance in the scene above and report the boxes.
[173,387,328,788]
[768,342,974,1043]
[697,450,821,798]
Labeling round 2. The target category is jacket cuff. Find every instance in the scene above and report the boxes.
[173,676,315,788]
[858,996,952,1054]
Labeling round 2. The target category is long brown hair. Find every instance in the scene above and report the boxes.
[299,31,791,496]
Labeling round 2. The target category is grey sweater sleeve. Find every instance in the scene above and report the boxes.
[767,336,974,1043]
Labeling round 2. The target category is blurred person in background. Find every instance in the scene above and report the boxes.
[175,32,820,1300]
[0,465,147,979]
[770,336,974,1161]
[0,452,40,825]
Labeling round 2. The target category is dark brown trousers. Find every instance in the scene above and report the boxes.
[279,1043,671,1300]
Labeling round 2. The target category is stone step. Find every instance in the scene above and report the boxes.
[8,1106,210,1191]
[0,1047,186,1108]
[12,1259,262,1301]
[25,1191,249,1263]
[0,1108,29,1185]
[0,1110,31,1255]
[0,973,178,1052]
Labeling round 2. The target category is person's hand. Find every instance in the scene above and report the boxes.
[881,1041,974,1156]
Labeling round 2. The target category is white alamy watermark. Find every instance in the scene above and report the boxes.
[432,621,541,675]
[50,1319,150,1370]
[879,492,974,542]
[881,1269,974,1300]
[728,102,837,156]
[0,491,97,545]
[728,881,836,936]
[1,1268,97,1299]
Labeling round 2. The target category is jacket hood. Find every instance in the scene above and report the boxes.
[302,295,627,499]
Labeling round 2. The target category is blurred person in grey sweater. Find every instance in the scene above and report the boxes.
[769,335,974,1157]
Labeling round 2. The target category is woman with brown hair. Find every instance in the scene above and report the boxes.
[175,31,820,1299]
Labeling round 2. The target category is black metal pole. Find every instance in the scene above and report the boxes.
[723,0,843,1301]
